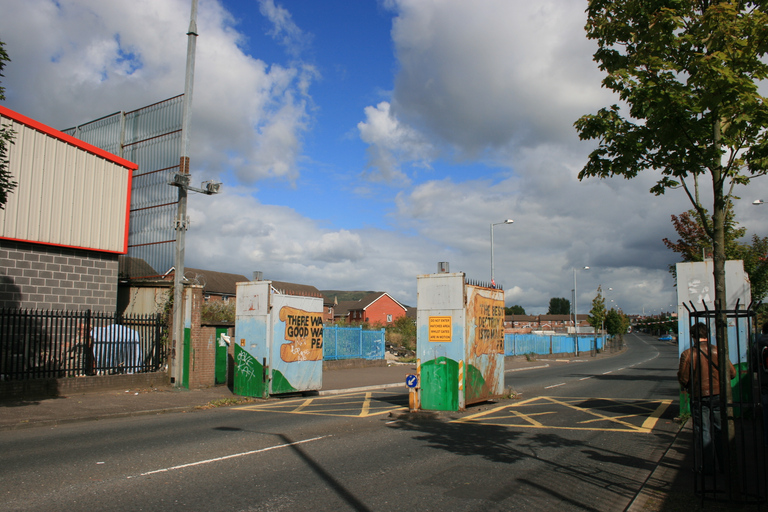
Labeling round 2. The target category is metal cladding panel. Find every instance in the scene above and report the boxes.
[270,293,324,394]
[675,260,751,363]
[234,281,271,397]
[0,109,132,253]
[417,273,466,411]
[233,282,323,396]
[464,285,505,404]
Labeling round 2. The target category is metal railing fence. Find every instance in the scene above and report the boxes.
[504,333,605,357]
[0,308,167,380]
[323,326,386,361]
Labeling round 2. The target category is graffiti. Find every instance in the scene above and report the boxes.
[687,278,712,305]
[279,306,324,362]
[236,349,256,381]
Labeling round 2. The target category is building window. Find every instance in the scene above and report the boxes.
[387,314,393,323]
[204,294,210,302]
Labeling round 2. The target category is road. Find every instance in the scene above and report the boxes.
[1,332,680,511]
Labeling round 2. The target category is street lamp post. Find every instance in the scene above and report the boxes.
[490,219,513,287]
[572,266,589,356]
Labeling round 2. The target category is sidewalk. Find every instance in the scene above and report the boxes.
[0,356,695,512]
[0,362,419,431]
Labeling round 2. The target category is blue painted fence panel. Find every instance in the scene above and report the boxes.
[504,334,606,357]
[323,326,386,361]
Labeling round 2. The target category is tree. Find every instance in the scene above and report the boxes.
[575,0,768,475]
[506,305,526,315]
[0,39,17,209]
[547,297,570,315]
[605,308,630,341]
[662,203,745,265]
[588,286,607,333]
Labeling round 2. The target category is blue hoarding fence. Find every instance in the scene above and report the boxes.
[504,333,606,357]
[323,326,386,361]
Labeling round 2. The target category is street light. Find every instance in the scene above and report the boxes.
[572,266,589,356]
[754,199,765,205]
[490,219,513,287]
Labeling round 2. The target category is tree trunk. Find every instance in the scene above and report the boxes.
[712,119,736,489]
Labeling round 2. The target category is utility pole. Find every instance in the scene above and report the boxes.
[171,0,199,388]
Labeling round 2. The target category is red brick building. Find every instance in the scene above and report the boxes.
[334,292,408,325]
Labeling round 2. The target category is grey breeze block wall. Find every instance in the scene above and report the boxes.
[0,239,119,312]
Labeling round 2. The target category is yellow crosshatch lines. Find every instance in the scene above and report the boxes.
[453,397,673,433]
[235,391,409,418]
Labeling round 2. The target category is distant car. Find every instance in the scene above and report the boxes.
[659,335,673,341]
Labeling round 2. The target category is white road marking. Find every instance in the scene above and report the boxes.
[131,435,329,478]
[505,364,550,373]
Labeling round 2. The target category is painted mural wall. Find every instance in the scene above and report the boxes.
[416,272,505,412]
[234,281,323,397]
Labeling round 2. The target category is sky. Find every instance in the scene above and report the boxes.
[1,0,766,315]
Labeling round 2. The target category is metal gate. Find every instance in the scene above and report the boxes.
[681,303,767,504]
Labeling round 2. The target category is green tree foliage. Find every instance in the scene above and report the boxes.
[0,39,17,209]
[505,305,526,315]
[605,308,631,341]
[588,286,607,333]
[385,316,416,352]
[575,1,768,389]
[548,297,571,315]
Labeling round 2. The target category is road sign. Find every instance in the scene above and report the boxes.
[406,374,419,389]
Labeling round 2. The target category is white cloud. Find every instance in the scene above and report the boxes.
[357,101,436,184]
[0,0,316,185]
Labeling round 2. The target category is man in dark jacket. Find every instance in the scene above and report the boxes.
[678,322,737,474]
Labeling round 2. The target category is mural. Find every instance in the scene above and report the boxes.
[279,306,324,362]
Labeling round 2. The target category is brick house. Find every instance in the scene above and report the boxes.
[334,292,407,325]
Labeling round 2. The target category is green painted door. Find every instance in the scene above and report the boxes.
[215,327,228,385]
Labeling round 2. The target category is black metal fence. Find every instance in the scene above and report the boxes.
[0,308,167,380]
[682,303,767,504]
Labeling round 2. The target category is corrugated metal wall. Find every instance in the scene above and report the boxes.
[0,109,132,253]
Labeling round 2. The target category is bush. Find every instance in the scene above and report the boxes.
[386,316,416,352]
[202,300,235,323]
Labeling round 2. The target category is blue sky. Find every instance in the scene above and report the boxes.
[1,0,765,315]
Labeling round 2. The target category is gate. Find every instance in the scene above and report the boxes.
[681,303,767,504]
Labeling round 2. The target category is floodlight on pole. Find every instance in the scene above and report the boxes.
[490,219,513,287]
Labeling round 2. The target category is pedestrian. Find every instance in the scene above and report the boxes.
[678,322,736,474]
[753,322,768,446]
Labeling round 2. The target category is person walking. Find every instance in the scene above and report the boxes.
[678,322,736,474]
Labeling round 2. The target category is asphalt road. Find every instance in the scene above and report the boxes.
[1,332,681,512]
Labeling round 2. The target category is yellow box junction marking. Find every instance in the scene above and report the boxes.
[453,397,673,433]
[236,391,408,418]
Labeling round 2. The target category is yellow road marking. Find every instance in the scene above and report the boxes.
[641,399,673,431]
[453,396,673,433]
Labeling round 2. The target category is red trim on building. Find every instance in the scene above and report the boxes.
[0,105,139,170]
[0,235,127,255]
